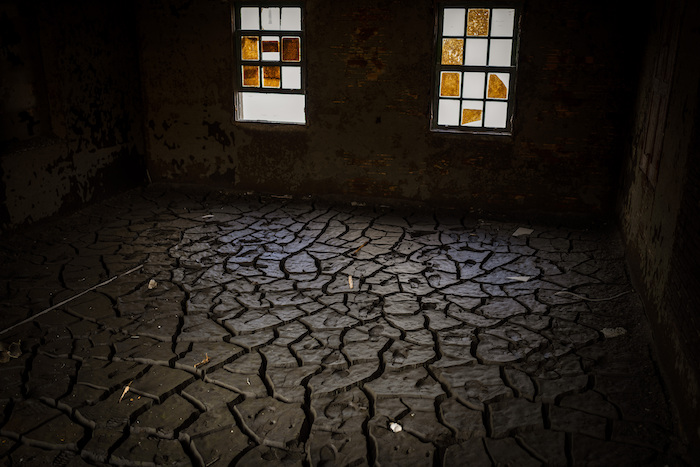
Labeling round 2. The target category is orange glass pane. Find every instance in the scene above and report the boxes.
[467,9,490,36]
[242,66,259,87]
[242,36,259,60]
[462,109,482,124]
[262,39,279,53]
[440,72,461,97]
[262,66,281,88]
[282,37,300,62]
[441,38,464,65]
[487,74,507,99]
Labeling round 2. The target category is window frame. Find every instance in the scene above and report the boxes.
[232,1,307,125]
[430,3,521,135]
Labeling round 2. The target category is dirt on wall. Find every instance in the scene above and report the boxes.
[618,0,700,454]
[138,0,647,219]
[0,0,146,230]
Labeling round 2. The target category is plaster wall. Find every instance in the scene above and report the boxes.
[139,0,646,217]
[618,0,700,452]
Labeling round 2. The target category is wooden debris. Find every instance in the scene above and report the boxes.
[119,380,133,403]
[194,353,210,369]
[352,241,369,255]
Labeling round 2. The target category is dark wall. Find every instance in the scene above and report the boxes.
[0,0,145,231]
[618,0,700,452]
[139,0,645,218]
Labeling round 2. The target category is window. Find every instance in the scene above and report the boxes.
[233,4,306,124]
[431,5,520,134]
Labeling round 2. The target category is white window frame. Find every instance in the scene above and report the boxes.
[233,3,306,125]
[431,4,521,135]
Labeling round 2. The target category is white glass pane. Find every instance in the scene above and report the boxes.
[437,99,460,126]
[462,72,485,99]
[281,66,302,89]
[484,101,508,128]
[487,72,510,99]
[461,100,483,127]
[443,8,465,36]
[240,7,259,30]
[281,7,302,31]
[491,9,515,37]
[261,7,281,30]
[489,39,512,66]
[464,39,488,66]
[261,36,280,61]
[238,92,305,124]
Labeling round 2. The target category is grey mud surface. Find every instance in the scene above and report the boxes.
[0,185,691,466]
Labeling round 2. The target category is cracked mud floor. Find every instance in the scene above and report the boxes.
[0,185,691,466]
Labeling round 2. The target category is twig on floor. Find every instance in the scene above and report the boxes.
[194,353,210,369]
[119,380,133,403]
[352,241,369,255]
[554,290,632,302]
[0,264,145,336]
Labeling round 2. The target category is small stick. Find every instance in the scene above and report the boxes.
[352,241,369,255]
[0,264,144,336]
[554,290,631,302]
[119,380,133,403]
[194,353,210,368]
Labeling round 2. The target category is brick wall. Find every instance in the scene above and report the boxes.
[619,0,700,453]
[137,0,648,218]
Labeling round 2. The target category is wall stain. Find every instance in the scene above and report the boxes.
[203,120,233,151]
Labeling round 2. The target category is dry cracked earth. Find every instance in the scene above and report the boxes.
[0,185,690,466]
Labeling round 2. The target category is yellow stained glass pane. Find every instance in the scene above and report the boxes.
[282,37,300,62]
[467,9,490,36]
[462,109,482,124]
[487,74,507,99]
[441,39,464,65]
[262,66,281,88]
[242,36,259,60]
[242,66,259,87]
[440,72,461,97]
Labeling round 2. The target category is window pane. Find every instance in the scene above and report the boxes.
[489,39,512,66]
[262,36,280,61]
[238,92,306,124]
[441,39,464,65]
[464,39,487,66]
[461,100,483,126]
[491,9,515,37]
[432,5,518,133]
[262,66,281,88]
[241,36,259,60]
[438,99,460,126]
[281,7,302,31]
[443,8,465,36]
[484,101,508,128]
[281,66,302,89]
[487,72,509,99]
[235,4,305,125]
[242,66,260,87]
[440,71,461,97]
[261,7,280,30]
[467,9,489,36]
[462,72,485,99]
[282,37,301,61]
[240,7,259,30]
